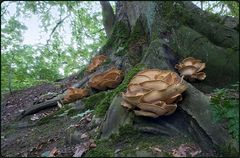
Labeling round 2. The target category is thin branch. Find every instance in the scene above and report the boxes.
[46,14,70,45]
[93,28,104,34]
[1,3,10,17]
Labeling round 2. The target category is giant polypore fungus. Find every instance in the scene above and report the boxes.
[63,87,89,104]
[88,67,123,90]
[121,69,187,118]
[175,57,206,81]
[87,55,108,72]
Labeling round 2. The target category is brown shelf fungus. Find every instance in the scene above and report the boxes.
[121,69,187,118]
[88,67,123,90]
[175,57,206,81]
[87,55,108,73]
[63,87,90,104]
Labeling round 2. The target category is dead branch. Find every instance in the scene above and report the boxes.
[46,14,71,45]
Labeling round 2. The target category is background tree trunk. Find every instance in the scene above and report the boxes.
[100,1,115,38]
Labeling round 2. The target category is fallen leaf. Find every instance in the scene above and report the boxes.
[190,150,202,157]
[18,109,24,113]
[171,144,201,157]
[114,149,121,154]
[73,144,88,157]
[81,133,88,139]
[151,147,162,153]
[86,117,92,122]
[31,114,39,121]
[67,124,75,129]
[49,147,58,157]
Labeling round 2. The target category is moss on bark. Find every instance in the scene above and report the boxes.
[101,21,130,53]
[169,25,239,90]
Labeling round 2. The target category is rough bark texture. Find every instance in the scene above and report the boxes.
[99,1,239,156]
[100,1,115,37]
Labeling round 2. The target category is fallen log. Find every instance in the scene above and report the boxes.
[17,97,61,120]
[16,69,102,120]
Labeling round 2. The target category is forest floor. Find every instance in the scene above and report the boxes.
[1,74,219,157]
[1,74,95,157]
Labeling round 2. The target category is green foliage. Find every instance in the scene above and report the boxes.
[210,82,239,140]
[203,1,239,17]
[1,1,108,94]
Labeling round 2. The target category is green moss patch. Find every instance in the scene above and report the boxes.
[86,123,195,157]
[101,21,130,53]
[128,18,147,45]
[127,18,148,64]
[84,140,114,157]
[82,91,109,110]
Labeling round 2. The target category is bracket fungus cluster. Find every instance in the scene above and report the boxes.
[175,57,206,81]
[88,67,123,90]
[87,55,107,72]
[121,69,187,118]
[63,87,89,103]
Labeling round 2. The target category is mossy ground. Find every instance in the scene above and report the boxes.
[85,124,196,157]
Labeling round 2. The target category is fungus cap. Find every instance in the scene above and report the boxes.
[175,57,206,80]
[63,87,89,103]
[88,67,123,90]
[87,55,107,72]
[121,69,187,118]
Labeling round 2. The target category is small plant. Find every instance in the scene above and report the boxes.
[210,82,239,140]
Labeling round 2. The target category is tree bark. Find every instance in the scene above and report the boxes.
[98,1,239,154]
[100,1,115,38]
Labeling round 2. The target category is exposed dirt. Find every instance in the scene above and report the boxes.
[1,74,96,157]
[1,74,79,124]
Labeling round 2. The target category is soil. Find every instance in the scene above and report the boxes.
[1,74,95,157]
[0,72,230,157]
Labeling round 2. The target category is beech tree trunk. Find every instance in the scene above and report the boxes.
[98,1,239,155]
[100,1,115,37]
[101,1,239,92]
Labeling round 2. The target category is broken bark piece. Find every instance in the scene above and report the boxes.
[17,98,60,120]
